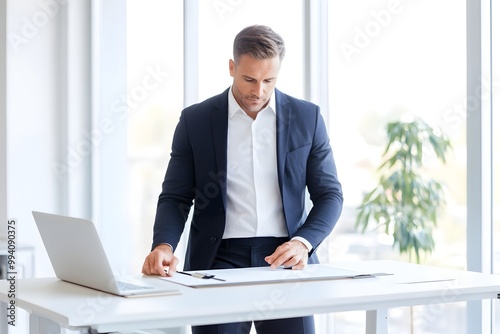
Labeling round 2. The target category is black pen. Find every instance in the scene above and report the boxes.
[176,271,226,282]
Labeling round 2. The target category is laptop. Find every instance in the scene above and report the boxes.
[32,211,180,297]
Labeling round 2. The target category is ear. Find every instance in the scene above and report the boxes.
[229,59,235,77]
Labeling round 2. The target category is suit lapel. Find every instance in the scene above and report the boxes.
[210,89,230,208]
[210,88,290,208]
[275,89,291,189]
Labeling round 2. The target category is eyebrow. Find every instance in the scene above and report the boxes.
[242,75,277,82]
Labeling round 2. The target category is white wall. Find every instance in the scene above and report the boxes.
[4,0,126,279]
[6,0,68,278]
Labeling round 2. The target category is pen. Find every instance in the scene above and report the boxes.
[176,271,226,282]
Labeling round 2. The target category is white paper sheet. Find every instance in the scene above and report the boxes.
[159,265,379,288]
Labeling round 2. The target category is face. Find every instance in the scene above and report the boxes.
[229,54,281,118]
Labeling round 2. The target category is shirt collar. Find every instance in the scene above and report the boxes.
[228,86,276,118]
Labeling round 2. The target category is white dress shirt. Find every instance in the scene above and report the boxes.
[223,89,313,252]
[223,89,289,239]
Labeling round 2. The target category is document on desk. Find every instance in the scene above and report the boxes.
[159,265,383,288]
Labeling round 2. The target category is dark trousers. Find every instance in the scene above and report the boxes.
[191,237,316,334]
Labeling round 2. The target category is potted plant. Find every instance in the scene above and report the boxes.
[355,117,452,264]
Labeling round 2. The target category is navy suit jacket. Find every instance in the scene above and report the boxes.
[152,88,343,270]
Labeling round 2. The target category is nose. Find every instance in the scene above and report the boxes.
[252,82,264,98]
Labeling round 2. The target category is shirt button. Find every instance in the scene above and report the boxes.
[209,237,217,244]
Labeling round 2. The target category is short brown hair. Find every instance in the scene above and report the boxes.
[233,25,286,64]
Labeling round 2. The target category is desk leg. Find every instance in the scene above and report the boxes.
[366,309,388,334]
[29,313,67,334]
[0,301,8,334]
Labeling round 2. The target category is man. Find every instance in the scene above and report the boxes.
[142,25,343,334]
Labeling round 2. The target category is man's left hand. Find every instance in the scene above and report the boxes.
[264,240,309,270]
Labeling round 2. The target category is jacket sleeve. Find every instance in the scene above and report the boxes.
[151,109,195,251]
[295,106,343,255]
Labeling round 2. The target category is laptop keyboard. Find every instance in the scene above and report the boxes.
[116,281,153,291]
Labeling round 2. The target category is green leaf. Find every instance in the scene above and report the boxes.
[354,117,452,263]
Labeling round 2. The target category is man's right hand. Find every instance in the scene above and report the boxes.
[141,244,179,277]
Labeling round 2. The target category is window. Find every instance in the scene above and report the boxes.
[127,0,184,269]
[492,0,500,329]
[328,0,467,332]
[197,0,304,100]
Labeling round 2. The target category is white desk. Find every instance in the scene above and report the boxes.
[1,260,499,334]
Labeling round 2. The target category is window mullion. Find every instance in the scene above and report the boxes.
[466,0,493,332]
